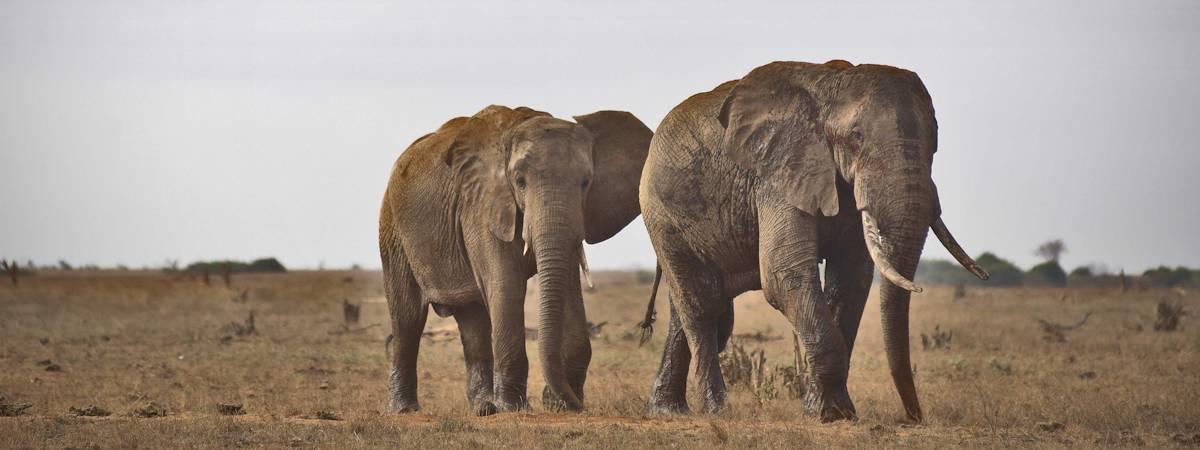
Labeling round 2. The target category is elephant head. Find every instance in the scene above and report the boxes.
[445,106,652,410]
[718,61,988,421]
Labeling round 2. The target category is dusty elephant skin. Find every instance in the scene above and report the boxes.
[379,105,652,415]
[638,60,988,422]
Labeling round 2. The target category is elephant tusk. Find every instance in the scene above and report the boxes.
[862,211,923,293]
[523,227,532,257]
[930,218,989,280]
[579,243,594,289]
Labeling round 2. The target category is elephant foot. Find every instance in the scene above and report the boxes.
[644,398,690,416]
[492,400,530,415]
[803,384,857,422]
[472,400,498,417]
[388,399,421,414]
[701,393,727,415]
[492,389,529,413]
[541,385,583,412]
[694,381,727,415]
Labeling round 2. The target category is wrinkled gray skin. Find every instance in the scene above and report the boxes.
[639,61,987,422]
[380,105,652,415]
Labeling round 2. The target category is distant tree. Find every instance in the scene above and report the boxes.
[57,260,73,271]
[916,259,979,285]
[1034,239,1066,262]
[246,258,287,273]
[974,252,1024,286]
[1069,266,1093,278]
[184,257,286,275]
[1142,266,1194,288]
[1027,261,1067,287]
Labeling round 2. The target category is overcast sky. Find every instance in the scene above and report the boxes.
[2,0,1198,272]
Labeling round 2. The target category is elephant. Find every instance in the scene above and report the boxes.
[379,105,652,415]
[636,60,988,422]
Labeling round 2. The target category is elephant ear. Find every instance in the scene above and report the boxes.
[443,117,519,242]
[718,63,839,216]
[573,110,654,244]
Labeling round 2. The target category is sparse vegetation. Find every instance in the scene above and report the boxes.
[0,270,1197,448]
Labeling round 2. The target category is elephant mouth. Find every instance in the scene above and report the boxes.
[861,211,989,292]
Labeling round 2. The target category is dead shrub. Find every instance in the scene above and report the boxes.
[720,341,779,405]
[1154,301,1185,331]
[1035,312,1091,342]
[221,311,257,337]
[1,259,19,287]
[777,335,809,400]
[0,397,32,416]
[313,410,341,421]
[69,405,111,417]
[921,325,953,350]
[342,299,360,326]
[231,288,249,303]
[133,402,169,418]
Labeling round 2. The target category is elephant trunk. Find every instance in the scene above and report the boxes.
[530,194,585,411]
[860,179,934,423]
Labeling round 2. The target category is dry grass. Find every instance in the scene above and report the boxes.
[1,270,1197,448]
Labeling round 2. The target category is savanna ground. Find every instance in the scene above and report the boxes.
[0,270,1196,448]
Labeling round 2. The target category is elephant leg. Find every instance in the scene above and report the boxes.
[486,279,530,412]
[759,203,855,422]
[824,241,874,363]
[670,273,729,414]
[453,303,498,416]
[646,299,691,415]
[547,284,591,404]
[716,300,735,353]
[383,245,428,413]
[686,313,727,415]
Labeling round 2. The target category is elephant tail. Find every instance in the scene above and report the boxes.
[636,264,662,346]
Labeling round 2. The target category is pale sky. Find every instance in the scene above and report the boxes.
[2,0,1198,272]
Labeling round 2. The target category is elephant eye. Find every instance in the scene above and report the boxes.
[515,176,526,189]
[581,178,590,190]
